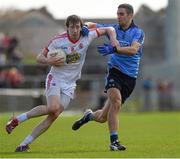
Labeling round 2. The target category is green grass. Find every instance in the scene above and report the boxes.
[0,112,180,158]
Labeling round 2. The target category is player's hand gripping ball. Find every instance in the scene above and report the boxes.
[47,49,66,65]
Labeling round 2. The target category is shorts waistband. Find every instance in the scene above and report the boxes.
[110,67,136,81]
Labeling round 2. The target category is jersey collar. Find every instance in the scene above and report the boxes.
[67,33,81,44]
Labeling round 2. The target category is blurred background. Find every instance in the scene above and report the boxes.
[0,0,179,113]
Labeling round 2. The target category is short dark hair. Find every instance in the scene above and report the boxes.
[65,15,83,28]
[118,3,134,15]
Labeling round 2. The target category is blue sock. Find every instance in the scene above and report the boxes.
[110,132,118,143]
[20,135,34,146]
[17,113,28,123]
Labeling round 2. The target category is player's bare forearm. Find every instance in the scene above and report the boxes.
[106,28,118,47]
[36,53,48,64]
[85,22,118,46]
[84,22,97,29]
[98,27,118,46]
[37,53,64,66]
[116,41,141,55]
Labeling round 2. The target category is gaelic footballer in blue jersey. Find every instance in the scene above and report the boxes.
[72,4,145,151]
[97,21,144,78]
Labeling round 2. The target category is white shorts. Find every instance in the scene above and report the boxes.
[45,73,76,109]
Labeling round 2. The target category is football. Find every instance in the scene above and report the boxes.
[47,49,66,65]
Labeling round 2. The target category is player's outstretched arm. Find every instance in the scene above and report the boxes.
[98,27,119,47]
[115,41,141,55]
[97,42,141,56]
[84,22,97,29]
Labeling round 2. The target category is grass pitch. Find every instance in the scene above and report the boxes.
[0,112,180,158]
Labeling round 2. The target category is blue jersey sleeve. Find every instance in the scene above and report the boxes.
[96,23,116,28]
[132,29,145,45]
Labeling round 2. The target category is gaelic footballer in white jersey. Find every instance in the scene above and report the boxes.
[44,29,99,99]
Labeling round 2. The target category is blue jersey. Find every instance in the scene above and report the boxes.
[97,22,145,78]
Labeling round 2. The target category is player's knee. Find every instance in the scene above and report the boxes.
[110,98,122,111]
[48,107,63,120]
[48,104,64,115]
[48,106,58,114]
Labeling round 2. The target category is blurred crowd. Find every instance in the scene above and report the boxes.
[0,32,22,65]
[0,67,24,88]
[142,77,174,111]
[0,32,24,88]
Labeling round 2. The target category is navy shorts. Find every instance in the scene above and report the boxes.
[105,67,136,104]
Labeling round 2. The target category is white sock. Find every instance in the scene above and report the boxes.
[20,135,34,146]
[16,113,28,123]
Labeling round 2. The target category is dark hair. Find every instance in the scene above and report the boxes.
[118,3,134,15]
[65,15,83,28]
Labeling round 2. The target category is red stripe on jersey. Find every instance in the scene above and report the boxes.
[45,32,68,48]
[46,74,53,91]
[55,32,68,39]
[96,29,100,37]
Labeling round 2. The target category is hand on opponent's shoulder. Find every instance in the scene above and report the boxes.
[81,25,89,36]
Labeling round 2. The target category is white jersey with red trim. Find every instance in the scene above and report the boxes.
[44,29,99,84]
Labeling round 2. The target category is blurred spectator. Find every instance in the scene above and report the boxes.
[142,77,154,111]
[1,32,10,50]
[0,32,7,65]
[7,67,24,88]
[157,80,174,111]
[0,67,24,88]
[0,33,22,64]
[7,36,22,64]
[0,69,9,87]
